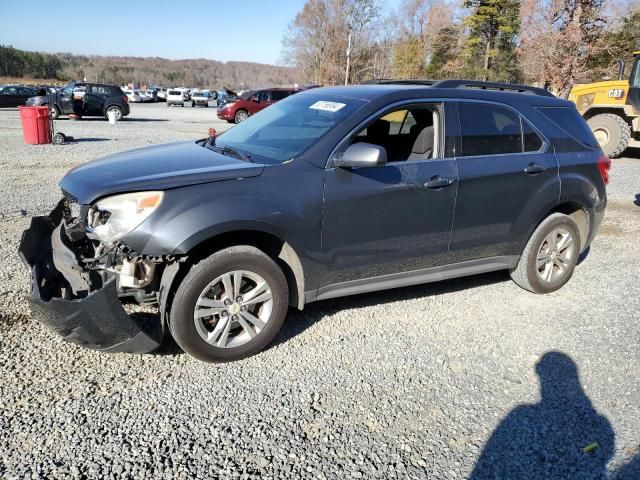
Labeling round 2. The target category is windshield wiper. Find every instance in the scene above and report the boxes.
[216,146,252,162]
[202,139,251,162]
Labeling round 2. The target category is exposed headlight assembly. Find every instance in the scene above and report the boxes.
[88,191,163,246]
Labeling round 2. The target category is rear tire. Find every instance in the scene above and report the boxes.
[170,246,289,362]
[510,213,581,294]
[105,106,123,121]
[587,113,631,158]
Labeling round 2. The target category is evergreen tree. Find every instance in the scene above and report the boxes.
[463,0,521,82]
[425,25,462,79]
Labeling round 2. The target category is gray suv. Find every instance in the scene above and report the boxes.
[20,80,609,362]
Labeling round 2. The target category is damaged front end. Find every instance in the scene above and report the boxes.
[19,197,165,353]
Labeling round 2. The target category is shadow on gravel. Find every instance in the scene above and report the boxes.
[272,270,510,348]
[470,352,615,479]
[634,194,640,207]
[613,454,640,479]
[623,147,640,159]
[56,117,168,122]
[70,137,110,143]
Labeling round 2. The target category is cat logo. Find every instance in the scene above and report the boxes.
[607,88,625,99]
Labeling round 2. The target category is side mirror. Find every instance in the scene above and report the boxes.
[333,143,387,169]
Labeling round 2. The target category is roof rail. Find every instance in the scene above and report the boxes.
[363,79,438,86]
[432,79,554,97]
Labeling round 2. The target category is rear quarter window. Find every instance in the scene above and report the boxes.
[537,107,599,150]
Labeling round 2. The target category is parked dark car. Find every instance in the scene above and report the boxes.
[0,85,38,107]
[19,80,609,363]
[26,81,130,120]
[217,87,299,123]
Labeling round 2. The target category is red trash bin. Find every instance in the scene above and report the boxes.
[18,106,52,145]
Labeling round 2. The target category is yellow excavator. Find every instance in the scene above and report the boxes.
[568,51,640,158]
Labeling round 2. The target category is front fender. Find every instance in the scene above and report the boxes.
[120,163,325,290]
[122,181,308,255]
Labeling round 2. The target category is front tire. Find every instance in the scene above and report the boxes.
[49,104,60,120]
[587,113,631,158]
[510,213,581,294]
[234,109,248,123]
[170,246,289,362]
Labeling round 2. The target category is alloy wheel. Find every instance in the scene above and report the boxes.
[193,270,273,348]
[536,227,576,283]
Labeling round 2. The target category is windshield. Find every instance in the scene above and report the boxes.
[213,93,366,165]
[631,57,640,87]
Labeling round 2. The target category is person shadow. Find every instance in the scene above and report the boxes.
[613,454,640,479]
[470,351,615,479]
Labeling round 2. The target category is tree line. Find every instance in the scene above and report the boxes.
[281,0,640,95]
[0,45,64,80]
[0,46,300,90]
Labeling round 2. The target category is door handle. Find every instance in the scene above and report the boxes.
[524,163,547,174]
[424,175,454,189]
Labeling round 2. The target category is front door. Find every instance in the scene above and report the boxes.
[84,84,108,116]
[249,90,269,115]
[59,83,75,113]
[321,103,458,291]
[449,101,559,263]
[0,86,19,107]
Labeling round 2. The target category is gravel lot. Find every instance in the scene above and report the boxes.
[1,103,639,479]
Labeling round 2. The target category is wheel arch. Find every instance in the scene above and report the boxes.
[165,229,306,312]
[103,103,123,115]
[526,201,591,255]
[583,106,632,125]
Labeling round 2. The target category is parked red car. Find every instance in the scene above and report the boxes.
[217,88,299,123]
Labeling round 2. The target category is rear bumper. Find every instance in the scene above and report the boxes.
[18,201,163,353]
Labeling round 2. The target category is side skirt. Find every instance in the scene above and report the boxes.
[304,255,518,303]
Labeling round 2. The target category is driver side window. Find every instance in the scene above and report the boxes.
[350,104,442,163]
[62,85,74,97]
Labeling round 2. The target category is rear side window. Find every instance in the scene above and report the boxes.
[522,119,543,151]
[270,90,289,101]
[458,103,523,156]
[89,85,110,95]
[537,107,599,150]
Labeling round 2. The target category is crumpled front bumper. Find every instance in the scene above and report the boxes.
[18,200,163,353]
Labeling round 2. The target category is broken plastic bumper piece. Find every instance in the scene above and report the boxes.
[18,200,162,353]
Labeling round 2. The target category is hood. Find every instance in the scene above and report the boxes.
[570,80,629,94]
[60,141,264,204]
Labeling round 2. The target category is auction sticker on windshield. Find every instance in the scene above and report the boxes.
[309,101,346,112]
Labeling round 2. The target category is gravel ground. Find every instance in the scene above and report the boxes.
[1,104,639,479]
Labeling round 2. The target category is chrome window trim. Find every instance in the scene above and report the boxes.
[326,97,550,168]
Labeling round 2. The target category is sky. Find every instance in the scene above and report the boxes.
[1,0,401,65]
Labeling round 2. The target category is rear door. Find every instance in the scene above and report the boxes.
[449,101,559,263]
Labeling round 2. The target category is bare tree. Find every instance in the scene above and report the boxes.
[281,0,382,85]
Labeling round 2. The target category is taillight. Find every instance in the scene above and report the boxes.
[597,154,611,185]
[122,95,129,103]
